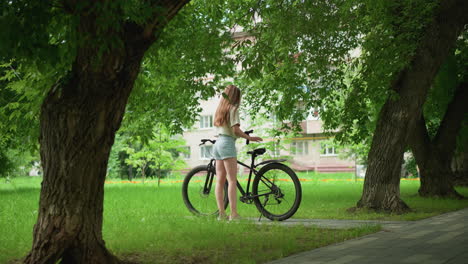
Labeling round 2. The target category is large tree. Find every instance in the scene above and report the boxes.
[414,37,468,193]
[409,51,467,198]
[356,0,467,212]
[1,1,192,263]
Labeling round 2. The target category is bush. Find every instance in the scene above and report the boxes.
[0,151,14,177]
[404,155,419,178]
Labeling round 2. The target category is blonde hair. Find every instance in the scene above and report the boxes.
[214,85,241,127]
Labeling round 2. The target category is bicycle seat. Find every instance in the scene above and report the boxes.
[247,148,266,156]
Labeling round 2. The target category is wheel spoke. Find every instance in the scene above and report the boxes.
[187,173,218,215]
[253,164,301,221]
[183,166,228,216]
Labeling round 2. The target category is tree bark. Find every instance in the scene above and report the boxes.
[410,117,462,198]
[452,145,468,186]
[357,0,468,213]
[128,165,134,181]
[24,1,190,263]
[410,81,467,198]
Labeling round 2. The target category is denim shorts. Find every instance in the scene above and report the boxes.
[212,134,237,160]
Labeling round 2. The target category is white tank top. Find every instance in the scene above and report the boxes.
[215,107,240,138]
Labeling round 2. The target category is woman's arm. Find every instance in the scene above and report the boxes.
[232,125,263,142]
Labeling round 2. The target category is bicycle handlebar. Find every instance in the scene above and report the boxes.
[199,139,216,146]
[199,129,255,146]
[244,129,253,145]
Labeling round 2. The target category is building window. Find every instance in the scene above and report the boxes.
[200,145,213,160]
[291,141,308,155]
[270,142,281,157]
[321,144,337,156]
[181,146,191,159]
[199,115,213,129]
[307,108,320,120]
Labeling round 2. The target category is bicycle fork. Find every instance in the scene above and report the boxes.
[203,161,216,195]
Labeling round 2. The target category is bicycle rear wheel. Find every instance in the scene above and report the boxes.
[252,163,302,221]
[182,165,228,216]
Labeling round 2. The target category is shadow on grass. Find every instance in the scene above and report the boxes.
[0,187,40,195]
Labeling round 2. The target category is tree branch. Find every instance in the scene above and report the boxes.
[142,0,192,39]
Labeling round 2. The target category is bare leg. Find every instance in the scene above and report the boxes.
[223,157,239,218]
[215,160,227,217]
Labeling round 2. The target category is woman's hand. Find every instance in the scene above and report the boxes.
[232,125,263,142]
[248,136,263,142]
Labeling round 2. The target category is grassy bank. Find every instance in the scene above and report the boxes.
[1,174,467,263]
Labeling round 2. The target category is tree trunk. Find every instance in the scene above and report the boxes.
[140,163,147,183]
[410,81,467,198]
[128,165,134,181]
[437,81,468,188]
[411,117,461,198]
[357,106,410,213]
[452,146,468,186]
[418,161,461,198]
[25,1,190,263]
[25,41,152,264]
[357,0,468,213]
[158,163,161,187]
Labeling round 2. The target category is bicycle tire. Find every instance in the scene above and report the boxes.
[252,163,302,221]
[182,165,228,216]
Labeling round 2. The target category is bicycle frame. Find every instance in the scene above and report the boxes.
[204,154,284,203]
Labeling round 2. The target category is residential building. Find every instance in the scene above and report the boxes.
[181,97,355,173]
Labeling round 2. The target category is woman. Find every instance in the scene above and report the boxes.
[212,84,262,220]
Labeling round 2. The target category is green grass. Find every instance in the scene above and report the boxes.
[292,172,468,221]
[1,174,468,263]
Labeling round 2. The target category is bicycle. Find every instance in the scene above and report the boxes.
[182,130,302,221]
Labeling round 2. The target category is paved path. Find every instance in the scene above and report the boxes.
[254,217,411,231]
[266,208,468,264]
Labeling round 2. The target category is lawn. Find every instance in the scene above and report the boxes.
[1,173,467,263]
[292,172,468,221]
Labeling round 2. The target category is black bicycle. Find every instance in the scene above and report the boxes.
[182,130,302,221]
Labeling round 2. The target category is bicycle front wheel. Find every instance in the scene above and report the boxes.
[182,165,228,216]
[252,163,302,221]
